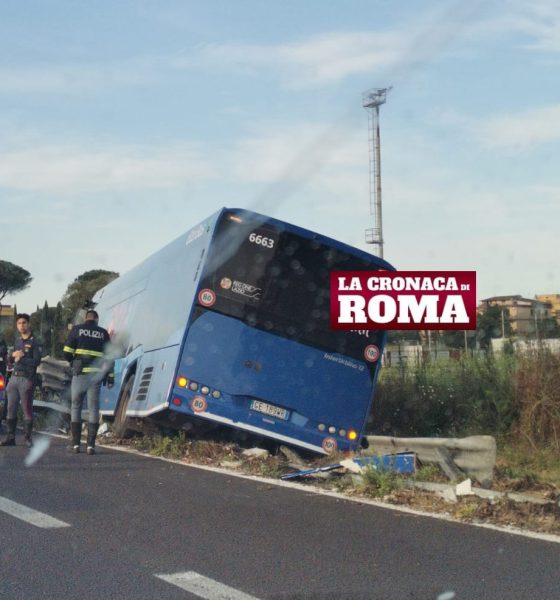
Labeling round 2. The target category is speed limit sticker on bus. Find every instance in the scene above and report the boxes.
[191,396,208,413]
[198,288,216,307]
[364,344,380,362]
[322,437,338,454]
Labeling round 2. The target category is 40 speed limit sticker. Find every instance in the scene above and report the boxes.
[191,396,208,413]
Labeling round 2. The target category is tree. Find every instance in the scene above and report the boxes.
[440,329,476,350]
[61,269,119,323]
[539,317,560,339]
[387,330,420,344]
[52,302,65,356]
[0,260,32,303]
[29,300,68,357]
[477,306,511,350]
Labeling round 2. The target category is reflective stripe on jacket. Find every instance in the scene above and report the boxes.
[63,320,113,380]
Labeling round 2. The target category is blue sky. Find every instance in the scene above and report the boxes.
[1,0,559,314]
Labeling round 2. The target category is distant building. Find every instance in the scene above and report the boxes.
[0,305,15,333]
[535,294,560,326]
[479,295,551,337]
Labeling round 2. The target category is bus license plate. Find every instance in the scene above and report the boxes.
[250,400,289,421]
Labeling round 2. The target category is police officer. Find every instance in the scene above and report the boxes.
[0,334,7,377]
[0,334,7,427]
[63,309,114,455]
[0,313,42,447]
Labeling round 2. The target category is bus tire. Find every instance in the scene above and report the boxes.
[113,376,135,439]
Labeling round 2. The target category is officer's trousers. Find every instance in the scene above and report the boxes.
[71,374,101,423]
[6,375,34,420]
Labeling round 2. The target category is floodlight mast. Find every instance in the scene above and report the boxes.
[363,87,391,259]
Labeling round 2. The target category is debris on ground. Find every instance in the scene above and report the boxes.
[242,448,270,460]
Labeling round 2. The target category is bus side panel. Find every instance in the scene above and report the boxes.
[124,345,182,416]
[94,211,222,417]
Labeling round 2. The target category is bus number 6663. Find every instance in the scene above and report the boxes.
[249,232,274,248]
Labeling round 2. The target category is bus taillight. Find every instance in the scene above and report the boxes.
[0,375,4,390]
[347,430,358,441]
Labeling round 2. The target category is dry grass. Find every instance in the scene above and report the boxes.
[495,437,560,490]
[514,348,560,451]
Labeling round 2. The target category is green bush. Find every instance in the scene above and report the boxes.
[370,353,518,438]
[360,465,399,498]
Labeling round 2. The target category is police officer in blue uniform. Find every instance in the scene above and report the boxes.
[0,313,42,447]
[63,309,114,454]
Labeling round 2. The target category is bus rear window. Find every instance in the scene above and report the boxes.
[198,214,383,361]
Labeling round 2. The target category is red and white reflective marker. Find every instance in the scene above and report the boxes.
[322,436,338,453]
[191,396,208,413]
[198,289,216,307]
[364,344,380,363]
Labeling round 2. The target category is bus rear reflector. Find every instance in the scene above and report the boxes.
[172,397,182,406]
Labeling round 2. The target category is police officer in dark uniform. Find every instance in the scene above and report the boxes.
[63,309,114,455]
[0,334,7,427]
[0,313,42,447]
[0,334,7,377]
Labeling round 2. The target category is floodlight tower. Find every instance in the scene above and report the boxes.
[363,86,391,258]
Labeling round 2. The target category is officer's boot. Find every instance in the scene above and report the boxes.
[24,419,33,448]
[69,421,82,453]
[0,418,17,446]
[86,422,99,455]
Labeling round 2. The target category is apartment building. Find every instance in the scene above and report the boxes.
[535,294,560,326]
[479,295,552,336]
[0,305,15,333]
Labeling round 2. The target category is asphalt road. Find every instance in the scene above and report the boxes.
[0,433,559,600]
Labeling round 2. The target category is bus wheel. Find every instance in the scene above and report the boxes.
[113,376,135,438]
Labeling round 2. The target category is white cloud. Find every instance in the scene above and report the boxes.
[0,59,158,95]
[177,32,401,88]
[477,104,560,148]
[175,2,487,88]
[502,0,560,53]
[477,1,560,56]
[229,121,361,182]
[0,142,213,193]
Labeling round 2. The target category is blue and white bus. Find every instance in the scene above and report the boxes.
[94,208,394,455]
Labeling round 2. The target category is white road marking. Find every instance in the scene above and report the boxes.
[0,496,70,529]
[155,571,260,600]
